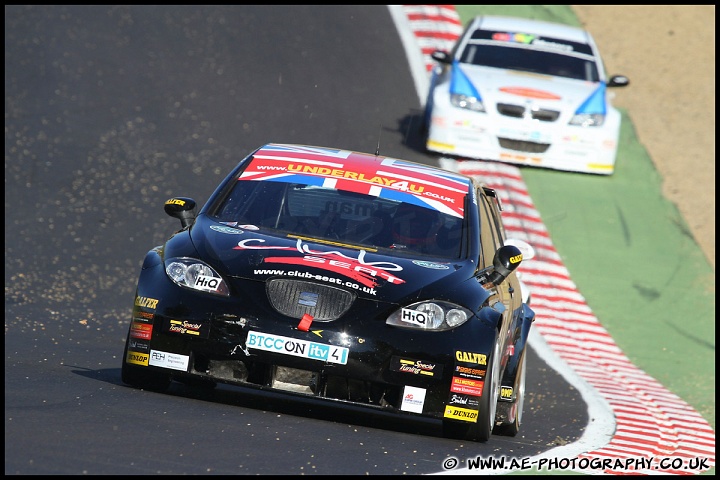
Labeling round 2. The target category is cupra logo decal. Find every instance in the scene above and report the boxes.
[234,238,406,288]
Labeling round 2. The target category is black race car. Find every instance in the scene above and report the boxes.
[121,143,535,442]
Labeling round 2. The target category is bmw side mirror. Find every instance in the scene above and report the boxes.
[431,50,452,64]
[608,75,630,88]
[487,245,523,286]
[164,197,197,228]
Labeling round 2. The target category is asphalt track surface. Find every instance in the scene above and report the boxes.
[5,6,589,475]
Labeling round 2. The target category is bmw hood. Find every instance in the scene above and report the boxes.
[457,63,606,113]
[188,216,473,303]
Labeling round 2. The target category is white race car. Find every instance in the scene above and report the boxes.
[423,15,629,175]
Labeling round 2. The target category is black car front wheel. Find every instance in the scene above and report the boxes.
[443,333,501,442]
[120,332,171,392]
[493,349,526,437]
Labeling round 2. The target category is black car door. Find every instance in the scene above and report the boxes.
[476,187,523,364]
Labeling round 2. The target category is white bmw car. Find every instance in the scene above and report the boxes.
[423,15,629,175]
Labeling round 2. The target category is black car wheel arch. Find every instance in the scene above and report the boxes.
[442,330,501,442]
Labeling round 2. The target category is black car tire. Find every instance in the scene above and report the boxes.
[442,332,501,442]
[120,332,172,392]
[493,349,526,437]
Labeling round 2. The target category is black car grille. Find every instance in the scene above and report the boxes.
[497,103,560,122]
[266,279,356,322]
[498,137,551,153]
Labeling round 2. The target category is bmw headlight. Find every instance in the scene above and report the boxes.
[450,94,486,113]
[165,257,229,296]
[386,300,472,331]
[569,113,605,127]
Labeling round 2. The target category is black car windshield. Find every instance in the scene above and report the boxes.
[460,43,599,82]
[211,180,465,258]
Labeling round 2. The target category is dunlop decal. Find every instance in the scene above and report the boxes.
[444,405,479,423]
[125,351,149,366]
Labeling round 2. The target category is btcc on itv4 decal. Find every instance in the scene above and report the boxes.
[422,15,630,175]
[121,142,536,442]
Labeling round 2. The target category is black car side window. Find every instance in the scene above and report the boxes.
[478,189,500,265]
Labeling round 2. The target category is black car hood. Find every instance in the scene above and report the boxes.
[188,216,476,303]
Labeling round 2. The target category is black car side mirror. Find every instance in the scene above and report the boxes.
[487,245,523,286]
[164,197,197,228]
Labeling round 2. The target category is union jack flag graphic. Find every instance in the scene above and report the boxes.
[239,144,469,218]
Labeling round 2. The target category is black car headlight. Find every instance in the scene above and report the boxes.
[386,301,472,331]
[165,257,230,296]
